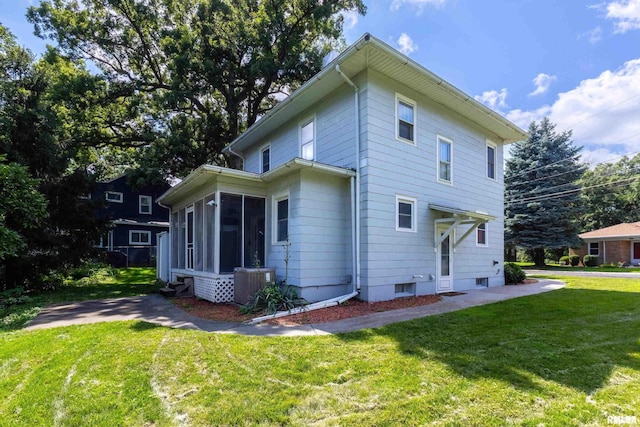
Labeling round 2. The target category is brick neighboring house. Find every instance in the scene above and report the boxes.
[570,222,640,266]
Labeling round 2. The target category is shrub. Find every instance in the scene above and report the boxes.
[569,255,580,266]
[240,282,307,315]
[559,256,570,266]
[0,287,31,309]
[583,255,598,267]
[504,262,526,285]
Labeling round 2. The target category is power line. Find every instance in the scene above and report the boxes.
[506,175,640,206]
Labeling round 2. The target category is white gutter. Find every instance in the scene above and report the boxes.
[248,291,359,325]
[335,64,361,292]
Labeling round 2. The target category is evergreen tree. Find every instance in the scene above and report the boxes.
[505,118,586,267]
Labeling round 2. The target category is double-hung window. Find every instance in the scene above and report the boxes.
[589,242,599,256]
[487,141,496,180]
[139,195,152,214]
[261,145,271,173]
[129,230,151,245]
[274,194,289,243]
[438,136,453,183]
[396,195,417,232]
[300,118,315,161]
[477,223,488,246]
[396,94,415,144]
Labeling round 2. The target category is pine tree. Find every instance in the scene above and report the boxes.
[505,118,586,267]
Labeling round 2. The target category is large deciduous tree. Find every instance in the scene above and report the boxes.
[505,118,586,267]
[28,0,366,179]
[0,26,107,290]
[579,154,640,231]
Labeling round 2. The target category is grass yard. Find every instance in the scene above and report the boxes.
[0,267,159,332]
[517,262,640,273]
[1,276,639,426]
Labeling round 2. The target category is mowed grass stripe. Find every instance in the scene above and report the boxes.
[0,276,638,425]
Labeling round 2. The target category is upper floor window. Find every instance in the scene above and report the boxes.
[105,191,123,203]
[274,193,289,243]
[261,145,271,173]
[487,141,496,180]
[129,230,151,245]
[139,195,152,214]
[477,223,487,246]
[438,136,453,183]
[396,94,416,144]
[300,118,315,161]
[589,242,599,256]
[396,195,417,232]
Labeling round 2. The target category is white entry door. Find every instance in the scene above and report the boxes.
[436,225,453,293]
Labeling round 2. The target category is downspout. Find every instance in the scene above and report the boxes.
[336,64,361,293]
[227,145,245,169]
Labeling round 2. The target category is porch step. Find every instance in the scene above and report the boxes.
[159,287,176,297]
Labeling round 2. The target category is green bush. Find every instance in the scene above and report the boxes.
[583,255,598,267]
[504,262,526,285]
[569,255,580,266]
[559,256,570,266]
[240,282,307,315]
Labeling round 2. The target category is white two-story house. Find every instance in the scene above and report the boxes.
[157,33,527,303]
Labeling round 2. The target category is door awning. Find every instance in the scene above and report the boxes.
[429,203,496,249]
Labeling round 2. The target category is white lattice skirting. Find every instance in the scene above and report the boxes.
[194,275,234,303]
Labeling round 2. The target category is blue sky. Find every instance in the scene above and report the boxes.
[4,0,640,165]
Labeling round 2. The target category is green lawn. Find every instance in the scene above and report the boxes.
[1,276,639,426]
[0,267,159,332]
[517,262,640,273]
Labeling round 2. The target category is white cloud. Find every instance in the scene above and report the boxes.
[529,73,557,96]
[396,33,418,55]
[390,0,449,14]
[506,59,640,156]
[580,26,603,44]
[474,88,508,111]
[606,0,640,33]
[581,147,625,167]
[339,10,359,31]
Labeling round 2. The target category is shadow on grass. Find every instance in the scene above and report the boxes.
[339,287,640,394]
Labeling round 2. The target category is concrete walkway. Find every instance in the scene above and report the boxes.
[25,280,565,336]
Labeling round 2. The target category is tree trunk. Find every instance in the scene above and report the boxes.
[533,247,546,267]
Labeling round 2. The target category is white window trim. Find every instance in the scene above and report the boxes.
[129,230,151,245]
[139,195,152,214]
[395,93,417,145]
[299,116,316,161]
[437,135,453,185]
[260,144,271,173]
[396,195,417,233]
[105,191,123,203]
[476,222,488,247]
[272,191,290,244]
[589,242,600,256]
[486,140,497,181]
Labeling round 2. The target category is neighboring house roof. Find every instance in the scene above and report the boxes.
[579,222,640,240]
[158,158,355,206]
[112,219,170,227]
[225,33,527,155]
